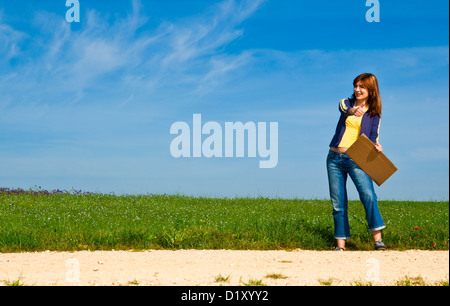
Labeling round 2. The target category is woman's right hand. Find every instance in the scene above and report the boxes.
[349,102,366,117]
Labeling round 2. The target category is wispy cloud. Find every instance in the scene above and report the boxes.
[0,19,26,61]
[0,0,269,184]
[1,0,266,109]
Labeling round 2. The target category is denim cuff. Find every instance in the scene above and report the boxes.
[369,225,386,232]
[334,236,351,240]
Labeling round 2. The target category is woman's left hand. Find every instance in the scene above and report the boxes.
[374,143,383,153]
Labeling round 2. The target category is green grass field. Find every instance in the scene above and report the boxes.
[0,187,448,252]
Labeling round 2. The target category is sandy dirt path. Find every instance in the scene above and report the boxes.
[0,250,448,286]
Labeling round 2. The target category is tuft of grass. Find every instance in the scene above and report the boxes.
[318,278,334,286]
[127,279,140,286]
[395,276,427,286]
[5,277,25,286]
[215,274,230,283]
[265,273,288,280]
[352,280,374,286]
[394,276,449,286]
[1,187,448,252]
[242,278,267,286]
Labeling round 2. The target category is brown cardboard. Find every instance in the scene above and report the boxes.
[346,134,398,186]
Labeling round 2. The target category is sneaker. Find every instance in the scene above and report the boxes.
[374,239,387,251]
[333,246,345,251]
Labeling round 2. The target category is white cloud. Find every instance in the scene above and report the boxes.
[0,20,26,60]
[1,0,266,108]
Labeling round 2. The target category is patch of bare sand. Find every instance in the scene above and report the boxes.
[0,250,448,286]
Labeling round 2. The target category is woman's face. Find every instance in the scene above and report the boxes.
[354,81,369,102]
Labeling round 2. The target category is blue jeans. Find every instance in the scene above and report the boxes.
[326,150,386,240]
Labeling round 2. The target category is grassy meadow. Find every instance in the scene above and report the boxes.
[0,187,448,252]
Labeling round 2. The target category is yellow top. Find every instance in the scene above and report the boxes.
[338,105,368,148]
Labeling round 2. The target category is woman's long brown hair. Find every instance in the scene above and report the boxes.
[352,73,382,117]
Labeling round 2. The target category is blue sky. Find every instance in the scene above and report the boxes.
[0,0,448,200]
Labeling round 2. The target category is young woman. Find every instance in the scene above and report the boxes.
[327,73,387,251]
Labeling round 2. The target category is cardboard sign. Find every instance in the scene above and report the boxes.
[346,134,398,186]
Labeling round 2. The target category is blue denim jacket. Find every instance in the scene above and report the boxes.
[329,98,381,147]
